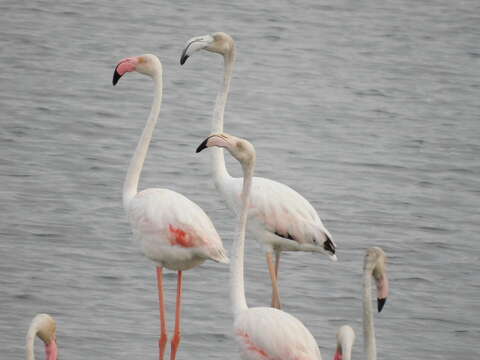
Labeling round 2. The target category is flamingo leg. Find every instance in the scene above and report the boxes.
[266,252,282,309]
[156,266,168,360]
[170,270,183,360]
[274,249,281,279]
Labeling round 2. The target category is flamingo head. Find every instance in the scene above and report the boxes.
[364,247,389,312]
[29,314,58,360]
[333,325,355,360]
[196,133,255,168]
[180,32,234,65]
[113,54,162,85]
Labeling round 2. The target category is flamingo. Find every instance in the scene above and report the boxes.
[26,314,57,360]
[333,247,389,360]
[112,54,229,360]
[180,32,337,309]
[197,132,325,360]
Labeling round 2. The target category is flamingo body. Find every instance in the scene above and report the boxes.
[234,307,321,360]
[217,176,335,253]
[127,188,228,271]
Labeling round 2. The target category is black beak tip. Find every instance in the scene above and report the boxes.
[196,138,209,153]
[377,297,387,313]
[180,54,189,66]
[323,237,336,255]
[112,69,121,86]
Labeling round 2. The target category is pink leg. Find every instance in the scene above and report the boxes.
[266,252,282,309]
[274,250,281,279]
[156,267,168,360]
[170,271,183,360]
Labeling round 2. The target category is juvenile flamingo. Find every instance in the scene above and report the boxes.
[26,314,57,360]
[197,133,324,360]
[112,54,228,360]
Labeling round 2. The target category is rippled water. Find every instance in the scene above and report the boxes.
[1,0,479,359]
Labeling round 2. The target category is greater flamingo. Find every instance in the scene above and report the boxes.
[112,54,229,360]
[197,133,325,360]
[181,32,337,309]
[26,314,57,360]
[333,247,389,360]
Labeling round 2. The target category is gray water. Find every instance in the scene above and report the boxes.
[1,0,479,358]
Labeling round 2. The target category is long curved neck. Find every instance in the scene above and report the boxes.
[363,268,376,360]
[231,161,253,317]
[123,72,163,210]
[211,47,235,187]
[26,327,36,360]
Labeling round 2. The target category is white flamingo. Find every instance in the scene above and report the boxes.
[197,133,324,360]
[112,54,229,360]
[181,32,337,310]
[26,314,57,360]
[333,247,389,360]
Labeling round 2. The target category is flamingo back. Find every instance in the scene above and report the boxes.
[234,307,322,360]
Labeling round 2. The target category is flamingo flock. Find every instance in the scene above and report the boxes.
[25,33,390,360]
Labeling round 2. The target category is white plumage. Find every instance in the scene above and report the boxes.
[234,307,321,360]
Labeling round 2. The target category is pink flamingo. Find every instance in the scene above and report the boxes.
[112,54,229,360]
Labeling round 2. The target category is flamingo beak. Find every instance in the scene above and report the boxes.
[45,338,58,360]
[179,48,190,65]
[112,64,122,86]
[196,136,211,153]
[112,57,139,86]
[376,272,389,312]
[377,297,387,313]
[180,35,214,65]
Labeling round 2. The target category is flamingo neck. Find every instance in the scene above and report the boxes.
[231,160,253,317]
[211,48,235,189]
[363,268,376,360]
[123,71,163,211]
[26,326,36,360]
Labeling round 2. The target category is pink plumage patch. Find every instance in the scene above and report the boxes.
[236,330,271,359]
[168,224,194,248]
[333,350,342,360]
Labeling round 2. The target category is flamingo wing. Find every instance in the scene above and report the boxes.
[127,188,228,263]
[227,176,333,248]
